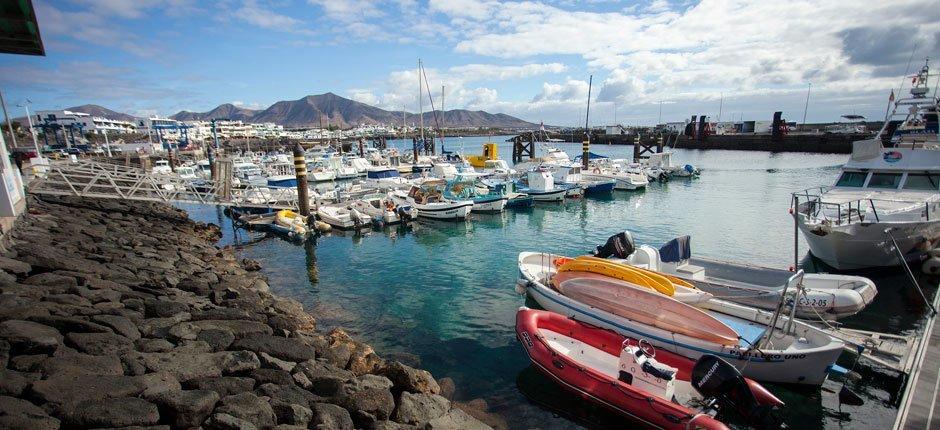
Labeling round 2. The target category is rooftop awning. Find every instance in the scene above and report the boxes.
[0,0,45,56]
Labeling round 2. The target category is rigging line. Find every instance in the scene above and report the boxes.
[896,44,919,101]
[419,63,443,139]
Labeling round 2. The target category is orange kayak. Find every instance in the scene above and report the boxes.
[552,271,739,346]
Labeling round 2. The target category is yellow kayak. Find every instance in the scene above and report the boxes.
[558,258,675,296]
[575,255,697,290]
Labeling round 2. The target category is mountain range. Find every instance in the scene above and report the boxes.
[167,93,537,129]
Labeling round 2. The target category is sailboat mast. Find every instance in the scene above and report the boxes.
[418,59,424,152]
[583,75,593,169]
[440,84,445,149]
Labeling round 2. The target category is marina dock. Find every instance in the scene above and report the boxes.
[894,290,940,430]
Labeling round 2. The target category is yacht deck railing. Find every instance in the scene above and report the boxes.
[791,186,933,225]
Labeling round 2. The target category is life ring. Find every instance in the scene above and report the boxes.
[592,167,601,174]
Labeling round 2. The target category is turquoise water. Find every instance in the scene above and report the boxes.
[183,136,938,429]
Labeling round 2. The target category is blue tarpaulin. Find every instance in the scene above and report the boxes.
[573,152,609,161]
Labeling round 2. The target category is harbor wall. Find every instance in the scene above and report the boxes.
[0,196,496,429]
[541,132,869,154]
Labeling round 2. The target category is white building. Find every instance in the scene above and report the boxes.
[135,116,186,143]
[252,122,284,138]
[35,110,136,135]
[604,124,628,135]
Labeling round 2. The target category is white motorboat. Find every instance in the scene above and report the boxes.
[152,160,172,175]
[642,152,699,178]
[346,156,372,176]
[176,165,198,180]
[348,193,416,225]
[364,167,412,190]
[430,162,459,180]
[390,180,473,220]
[518,252,845,386]
[594,232,877,320]
[327,155,358,179]
[481,159,515,178]
[234,162,265,185]
[516,168,567,202]
[316,203,371,230]
[582,161,649,190]
[792,60,940,270]
[444,174,507,213]
[307,161,337,182]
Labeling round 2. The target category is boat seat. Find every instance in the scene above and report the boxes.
[675,262,705,280]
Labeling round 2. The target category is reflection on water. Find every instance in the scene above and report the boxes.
[180,138,938,429]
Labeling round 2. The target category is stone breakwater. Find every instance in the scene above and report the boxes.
[0,196,493,430]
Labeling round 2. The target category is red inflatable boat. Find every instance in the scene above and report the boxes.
[516,308,783,429]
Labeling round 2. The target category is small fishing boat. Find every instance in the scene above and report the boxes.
[545,163,615,196]
[266,162,298,187]
[274,209,308,237]
[519,252,846,385]
[316,203,371,230]
[595,232,877,319]
[390,181,473,220]
[465,142,499,168]
[348,193,416,226]
[307,161,337,182]
[364,167,412,190]
[483,179,534,209]
[516,308,783,430]
[445,174,507,213]
[517,168,567,202]
[582,165,649,190]
[481,159,515,177]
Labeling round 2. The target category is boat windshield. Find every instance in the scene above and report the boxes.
[867,172,902,189]
[903,173,940,190]
[835,171,867,187]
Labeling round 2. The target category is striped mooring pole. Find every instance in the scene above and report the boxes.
[293,143,310,216]
[582,136,590,169]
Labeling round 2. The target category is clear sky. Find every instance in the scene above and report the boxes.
[1,0,938,126]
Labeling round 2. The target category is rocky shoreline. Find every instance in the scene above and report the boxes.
[0,196,493,430]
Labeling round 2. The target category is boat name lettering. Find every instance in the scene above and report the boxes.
[521,331,533,348]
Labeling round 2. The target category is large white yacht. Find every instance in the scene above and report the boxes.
[793,60,940,270]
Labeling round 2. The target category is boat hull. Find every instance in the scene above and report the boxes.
[797,216,940,270]
[521,188,567,202]
[415,203,473,220]
[471,196,508,213]
[516,309,731,430]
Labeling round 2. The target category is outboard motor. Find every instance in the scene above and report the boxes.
[692,355,783,429]
[594,231,636,259]
[396,206,413,223]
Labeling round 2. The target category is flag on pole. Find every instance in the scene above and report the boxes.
[539,121,545,132]
[888,90,895,102]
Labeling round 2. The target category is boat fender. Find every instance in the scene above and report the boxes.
[922,256,940,275]
[593,167,601,174]
[514,279,528,295]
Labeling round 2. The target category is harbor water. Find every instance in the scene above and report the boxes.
[184,136,938,429]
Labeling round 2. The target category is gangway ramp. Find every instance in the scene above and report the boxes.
[28,160,304,210]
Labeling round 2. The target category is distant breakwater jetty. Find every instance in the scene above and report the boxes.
[0,196,493,430]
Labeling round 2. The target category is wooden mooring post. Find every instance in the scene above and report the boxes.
[512,132,535,163]
[293,143,310,216]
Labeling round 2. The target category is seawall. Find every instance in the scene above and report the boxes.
[0,196,494,430]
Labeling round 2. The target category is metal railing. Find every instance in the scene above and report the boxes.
[28,160,303,210]
[792,186,934,226]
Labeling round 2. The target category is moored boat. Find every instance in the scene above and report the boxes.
[596,232,877,319]
[274,209,308,237]
[390,181,473,220]
[516,308,783,430]
[517,168,567,202]
[348,193,416,226]
[519,251,846,385]
[316,203,371,230]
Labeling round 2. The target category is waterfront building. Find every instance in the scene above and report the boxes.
[35,110,136,135]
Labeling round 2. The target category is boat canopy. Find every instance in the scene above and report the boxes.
[367,169,400,179]
[659,235,692,263]
[573,152,609,161]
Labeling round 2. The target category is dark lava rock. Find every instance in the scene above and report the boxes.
[58,397,160,428]
[249,368,294,386]
[65,332,134,355]
[204,412,258,430]
[144,299,189,318]
[198,328,236,351]
[184,376,256,397]
[0,395,60,430]
[380,361,441,395]
[151,389,220,428]
[0,369,40,396]
[215,392,276,429]
[392,392,451,426]
[27,315,112,334]
[131,350,260,382]
[0,320,63,354]
[91,314,142,340]
[231,333,316,363]
[270,399,313,426]
[40,352,123,376]
[310,403,354,430]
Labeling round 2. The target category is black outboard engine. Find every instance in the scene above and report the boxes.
[692,355,781,429]
[594,231,636,259]
[396,206,413,223]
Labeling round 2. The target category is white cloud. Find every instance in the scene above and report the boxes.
[233,1,309,34]
[429,0,498,20]
[532,79,589,103]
